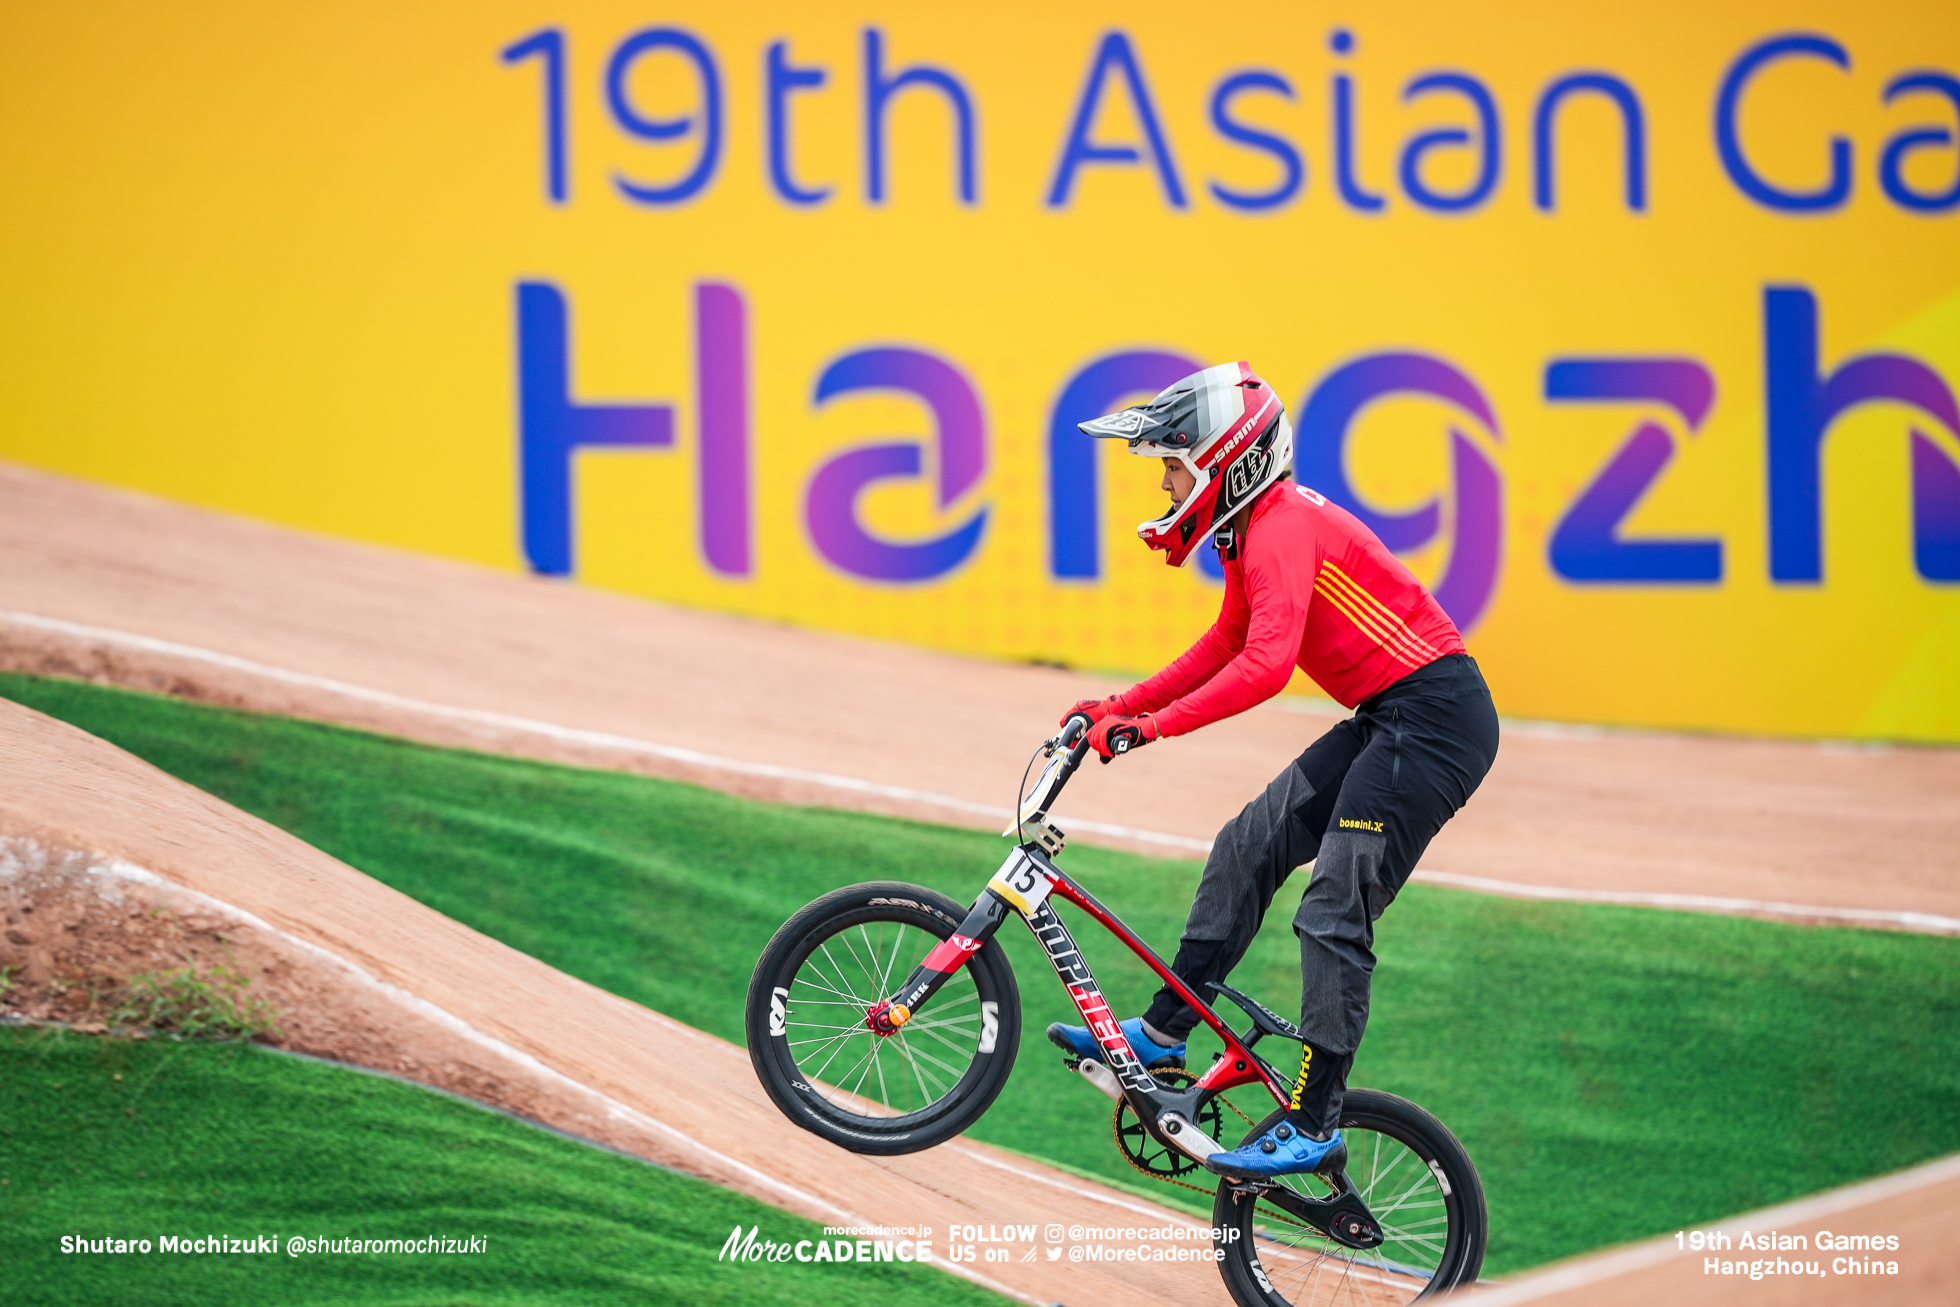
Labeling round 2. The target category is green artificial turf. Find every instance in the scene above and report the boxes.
[6,671,1959,1275]
[0,1025,1004,1306]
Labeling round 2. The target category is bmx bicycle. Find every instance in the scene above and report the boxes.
[746,715,1486,1305]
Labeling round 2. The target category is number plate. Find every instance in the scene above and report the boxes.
[987,850,1055,917]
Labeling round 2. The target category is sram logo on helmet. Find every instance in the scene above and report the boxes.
[1078,362,1295,568]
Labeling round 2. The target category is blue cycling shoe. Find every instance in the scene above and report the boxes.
[1046,1017,1186,1070]
[1208,1124,1347,1179]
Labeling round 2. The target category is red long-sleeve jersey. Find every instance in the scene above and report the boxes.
[1128,482,1464,735]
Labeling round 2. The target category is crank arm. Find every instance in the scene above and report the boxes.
[1228,1170,1385,1250]
[1075,1063,1226,1169]
[1155,1111,1226,1166]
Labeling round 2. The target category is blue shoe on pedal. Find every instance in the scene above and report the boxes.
[1046,1017,1186,1070]
[1209,1123,1345,1178]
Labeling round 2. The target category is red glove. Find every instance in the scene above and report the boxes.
[1058,694,1132,730]
[1087,713,1159,763]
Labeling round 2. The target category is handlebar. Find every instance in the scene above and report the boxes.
[1058,712,1092,753]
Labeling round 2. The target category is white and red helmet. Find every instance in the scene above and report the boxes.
[1078,361,1294,567]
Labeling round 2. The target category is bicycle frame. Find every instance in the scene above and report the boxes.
[869,719,1293,1165]
[845,717,1394,1251]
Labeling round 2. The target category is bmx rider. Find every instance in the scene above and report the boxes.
[1047,361,1500,1180]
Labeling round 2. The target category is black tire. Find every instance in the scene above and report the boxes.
[746,882,1021,1156]
[1213,1090,1486,1306]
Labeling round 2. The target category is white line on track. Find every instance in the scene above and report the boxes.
[0,610,1209,853]
[6,609,1955,934]
[1413,870,1960,935]
[0,838,1038,1306]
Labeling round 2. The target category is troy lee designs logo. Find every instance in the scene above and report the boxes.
[1226,446,1270,500]
[1224,426,1276,501]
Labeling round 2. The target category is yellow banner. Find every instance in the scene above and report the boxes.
[4,2,1958,739]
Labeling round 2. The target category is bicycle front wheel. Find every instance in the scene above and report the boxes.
[1213,1089,1486,1306]
[745,882,1021,1155]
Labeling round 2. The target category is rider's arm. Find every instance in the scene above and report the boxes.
[1148,516,1317,736]
[1118,567,1250,714]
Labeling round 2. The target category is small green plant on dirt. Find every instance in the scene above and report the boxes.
[0,962,18,999]
[111,960,282,1041]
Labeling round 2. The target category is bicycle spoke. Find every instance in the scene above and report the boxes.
[819,1040,876,1096]
[814,942,871,1003]
[890,1034,967,1082]
[1358,1142,1412,1206]
[905,1011,979,1032]
[787,1034,866,1065]
[905,1022,978,1059]
[871,1034,894,1108]
[835,930,881,997]
[894,1031,940,1104]
[786,1018,883,1033]
[806,1030,865,1084]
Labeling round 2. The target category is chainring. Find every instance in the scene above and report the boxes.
[1112,1069,1229,1181]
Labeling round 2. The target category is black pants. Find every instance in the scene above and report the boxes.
[1142,654,1499,1063]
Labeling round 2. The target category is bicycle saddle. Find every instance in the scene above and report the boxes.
[1208,982,1304,1044]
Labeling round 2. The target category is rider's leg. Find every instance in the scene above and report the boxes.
[1288,654,1499,1137]
[1136,718,1365,1046]
[1054,718,1364,1068]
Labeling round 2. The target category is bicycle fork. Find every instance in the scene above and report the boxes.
[864,873,1016,1036]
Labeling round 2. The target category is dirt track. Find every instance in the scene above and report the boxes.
[0,697,1235,1306]
[3,461,1957,1305]
[2,462,1957,927]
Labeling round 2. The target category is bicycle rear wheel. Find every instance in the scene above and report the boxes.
[1213,1090,1486,1306]
[746,882,1021,1155]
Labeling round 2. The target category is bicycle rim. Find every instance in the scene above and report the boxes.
[784,916,988,1121]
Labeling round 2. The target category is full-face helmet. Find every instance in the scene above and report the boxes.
[1078,361,1294,567]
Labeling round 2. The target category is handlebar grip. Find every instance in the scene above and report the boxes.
[1059,714,1091,748]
